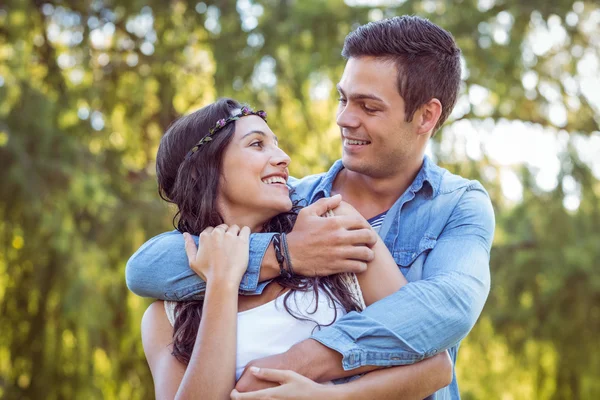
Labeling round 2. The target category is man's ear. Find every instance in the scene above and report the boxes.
[416,98,442,136]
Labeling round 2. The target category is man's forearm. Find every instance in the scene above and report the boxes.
[256,243,280,282]
[288,339,378,382]
[236,339,378,393]
[330,352,453,400]
[127,231,275,300]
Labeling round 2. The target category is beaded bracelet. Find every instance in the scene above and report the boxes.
[280,233,294,277]
[273,233,293,279]
[272,233,293,279]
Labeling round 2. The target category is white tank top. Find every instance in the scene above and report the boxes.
[164,276,364,381]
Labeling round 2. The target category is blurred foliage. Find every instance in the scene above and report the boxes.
[0,0,599,399]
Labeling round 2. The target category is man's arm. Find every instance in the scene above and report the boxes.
[126,196,378,301]
[231,352,452,400]
[125,230,275,300]
[237,185,494,387]
[307,186,494,379]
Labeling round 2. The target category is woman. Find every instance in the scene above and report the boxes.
[141,98,452,399]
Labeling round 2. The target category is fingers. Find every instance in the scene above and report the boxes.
[249,367,293,384]
[336,214,372,231]
[341,244,376,263]
[305,194,342,216]
[226,224,240,236]
[345,260,368,274]
[323,259,368,274]
[229,367,296,399]
[239,226,251,241]
[225,225,251,240]
[183,232,198,264]
[344,228,379,248]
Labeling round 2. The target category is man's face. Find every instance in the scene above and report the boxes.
[336,56,420,178]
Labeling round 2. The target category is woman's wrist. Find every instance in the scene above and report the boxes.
[205,276,241,295]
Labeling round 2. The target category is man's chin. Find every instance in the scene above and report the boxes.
[341,154,370,174]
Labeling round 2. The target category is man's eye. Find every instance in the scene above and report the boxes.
[362,104,377,112]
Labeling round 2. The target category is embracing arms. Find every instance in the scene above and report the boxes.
[126,195,377,300]
[231,352,452,400]
[236,185,494,393]
[232,200,455,398]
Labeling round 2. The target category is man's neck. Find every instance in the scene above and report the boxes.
[331,158,424,220]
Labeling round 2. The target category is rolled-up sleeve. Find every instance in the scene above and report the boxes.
[125,230,273,300]
[311,186,495,370]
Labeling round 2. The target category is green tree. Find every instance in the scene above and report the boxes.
[0,1,598,398]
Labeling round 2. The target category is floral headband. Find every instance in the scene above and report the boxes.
[185,106,267,158]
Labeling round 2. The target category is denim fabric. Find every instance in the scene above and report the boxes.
[126,230,274,299]
[125,156,494,399]
[298,157,494,399]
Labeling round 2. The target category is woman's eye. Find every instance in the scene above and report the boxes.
[250,141,263,148]
[338,97,347,104]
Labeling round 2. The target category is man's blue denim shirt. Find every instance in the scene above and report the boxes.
[126,156,495,399]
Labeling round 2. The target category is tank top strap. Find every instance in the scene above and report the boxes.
[164,301,177,326]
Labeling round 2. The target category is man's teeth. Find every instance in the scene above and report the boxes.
[262,176,287,185]
[346,139,370,145]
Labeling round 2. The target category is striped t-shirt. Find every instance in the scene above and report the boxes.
[367,211,387,233]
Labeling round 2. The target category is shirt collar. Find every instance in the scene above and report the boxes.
[310,159,344,203]
[311,155,443,203]
[408,155,443,199]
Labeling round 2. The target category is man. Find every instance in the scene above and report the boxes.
[126,16,494,399]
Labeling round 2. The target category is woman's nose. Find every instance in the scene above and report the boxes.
[271,148,291,167]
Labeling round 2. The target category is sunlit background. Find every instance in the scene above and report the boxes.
[1,0,599,399]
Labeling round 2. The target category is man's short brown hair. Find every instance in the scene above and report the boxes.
[342,16,461,133]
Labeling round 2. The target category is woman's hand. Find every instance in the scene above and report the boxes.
[183,224,251,285]
[230,367,334,400]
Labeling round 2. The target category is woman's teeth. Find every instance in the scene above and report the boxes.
[262,176,287,185]
[345,139,370,145]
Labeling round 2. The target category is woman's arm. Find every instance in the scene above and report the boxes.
[141,301,186,399]
[142,225,250,399]
[331,201,408,306]
[142,282,239,400]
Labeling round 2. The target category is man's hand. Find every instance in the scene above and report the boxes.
[288,195,378,276]
[231,368,334,400]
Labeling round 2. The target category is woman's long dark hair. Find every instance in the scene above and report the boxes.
[156,98,361,365]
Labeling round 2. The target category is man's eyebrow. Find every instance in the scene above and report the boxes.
[336,84,384,103]
[242,130,278,143]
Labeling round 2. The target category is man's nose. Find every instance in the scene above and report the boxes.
[336,104,361,129]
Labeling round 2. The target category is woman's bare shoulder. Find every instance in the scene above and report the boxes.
[141,301,173,356]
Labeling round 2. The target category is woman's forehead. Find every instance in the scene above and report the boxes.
[234,115,276,139]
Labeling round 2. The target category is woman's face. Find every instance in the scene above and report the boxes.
[217,115,292,231]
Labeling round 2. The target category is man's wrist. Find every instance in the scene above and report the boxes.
[319,384,350,400]
[258,241,282,281]
[284,230,312,276]
[287,339,343,382]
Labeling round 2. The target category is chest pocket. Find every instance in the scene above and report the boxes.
[394,236,437,268]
